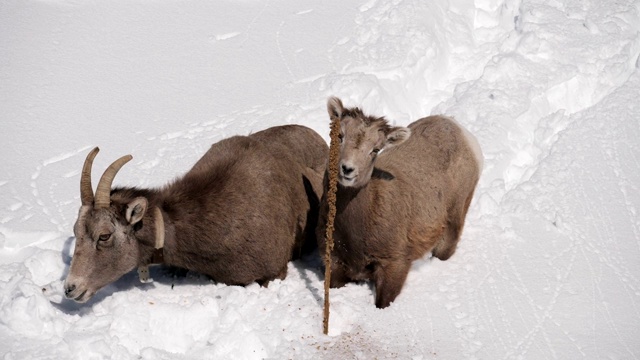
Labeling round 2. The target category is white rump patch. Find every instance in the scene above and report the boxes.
[450,117,484,170]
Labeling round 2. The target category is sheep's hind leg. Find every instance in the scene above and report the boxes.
[432,192,473,261]
[257,264,288,287]
[431,223,460,261]
[373,260,411,308]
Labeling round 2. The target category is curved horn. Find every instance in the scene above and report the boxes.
[94,154,133,209]
[81,147,100,206]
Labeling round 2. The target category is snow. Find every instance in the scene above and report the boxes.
[1,0,639,358]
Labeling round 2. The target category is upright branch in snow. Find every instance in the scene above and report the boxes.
[63,125,328,303]
[323,115,341,335]
[317,97,483,308]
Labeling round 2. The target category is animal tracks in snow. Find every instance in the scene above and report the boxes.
[209,32,241,42]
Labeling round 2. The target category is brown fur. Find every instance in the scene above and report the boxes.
[317,97,482,308]
[64,125,328,303]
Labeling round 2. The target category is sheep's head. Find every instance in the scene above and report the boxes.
[64,148,148,303]
[327,97,411,188]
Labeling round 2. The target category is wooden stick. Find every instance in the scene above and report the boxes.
[323,117,341,335]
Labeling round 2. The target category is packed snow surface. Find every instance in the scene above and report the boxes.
[1,0,639,358]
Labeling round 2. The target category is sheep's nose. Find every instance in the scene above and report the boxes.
[341,164,355,175]
[64,283,76,297]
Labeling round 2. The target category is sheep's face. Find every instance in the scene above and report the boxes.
[64,147,147,303]
[337,116,388,187]
[64,202,143,303]
[327,97,411,188]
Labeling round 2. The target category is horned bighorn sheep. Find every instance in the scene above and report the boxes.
[64,125,328,303]
[317,97,482,308]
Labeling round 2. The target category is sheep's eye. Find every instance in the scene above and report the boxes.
[338,134,344,142]
[98,233,111,242]
[371,148,380,155]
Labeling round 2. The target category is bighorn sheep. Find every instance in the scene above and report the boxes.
[317,97,482,308]
[64,125,328,303]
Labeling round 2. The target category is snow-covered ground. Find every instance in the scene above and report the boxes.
[1,0,639,358]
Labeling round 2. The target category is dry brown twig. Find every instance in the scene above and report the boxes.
[323,116,341,335]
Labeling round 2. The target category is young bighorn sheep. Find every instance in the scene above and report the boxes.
[317,97,482,308]
[64,125,328,303]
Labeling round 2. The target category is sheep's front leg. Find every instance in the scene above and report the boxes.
[328,257,350,288]
[374,260,411,308]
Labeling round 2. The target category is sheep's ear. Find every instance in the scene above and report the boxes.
[383,126,411,149]
[126,197,148,225]
[327,97,344,121]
